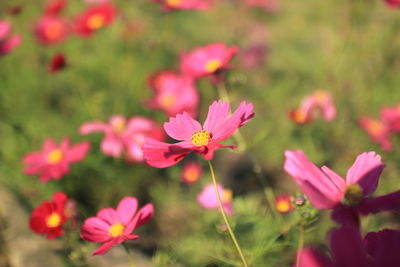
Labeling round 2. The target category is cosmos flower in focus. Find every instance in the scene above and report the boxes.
[29,192,72,239]
[289,91,336,124]
[34,15,69,45]
[147,71,199,117]
[23,138,90,183]
[359,117,392,152]
[180,43,239,78]
[143,100,254,168]
[48,52,67,73]
[80,196,154,255]
[80,115,165,162]
[74,3,117,37]
[275,194,293,213]
[150,0,211,11]
[181,161,202,184]
[197,183,233,215]
[0,20,22,56]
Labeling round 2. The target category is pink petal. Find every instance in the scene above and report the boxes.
[81,217,110,242]
[43,139,57,151]
[101,135,124,157]
[345,152,385,196]
[96,208,117,225]
[296,247,333,267]
[65,141,90,162]
[79,122,110,134]
[23,152,45,164]
[0,35,21,55]
[0,20,11,40]
[92,240,115,256]
[163,112,202,141]
[125,203,154,234]
[320,166,346,192]
[116,197,138,226]
[364,229,400,266]
[202,142,235,160]
[203,100,230,134]
[357,190,400,215]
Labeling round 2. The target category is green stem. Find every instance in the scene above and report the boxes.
[207,160,249,267]
[122,243,137,267]
[295,223,305,267]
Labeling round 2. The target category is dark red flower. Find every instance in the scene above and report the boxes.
[48,53,67,73]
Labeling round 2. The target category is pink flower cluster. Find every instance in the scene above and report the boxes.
[0,20,21,56]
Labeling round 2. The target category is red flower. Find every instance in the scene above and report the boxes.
[48,53,67,73]
[386,0,400,8]
[34,15,69,45]
[275,195,293,213]
[74,3,117,37]
[45,0,67,16]
[29,192,70,239]
[150,0,211,11]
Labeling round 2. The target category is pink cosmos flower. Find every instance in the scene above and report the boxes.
[34,15,69,45]
[181,161,202,184]
[150,0,211,11]
[197,183,233,215]
[143,100,254,168]
[0,20,21,56]
[359,116,392,152]
[74,3,117,37]
[147,71,199,117]
[23,138,90,183]
[80,196,154,256]
[45,0,67,16]
[244,0,279,12]
[386,0,400,8]
[290,91,336,124]
[80,115,165,162]
[180,43,239,78]
[380,104,400,133]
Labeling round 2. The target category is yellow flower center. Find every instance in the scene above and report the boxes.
[191,130,211,146]
[87,14,105,30]
[160,93,176,109]
[166,0,182,6]
[222,189,232,203]
[109,222,125,237]
[368,120,384,136]
[205,59,222,73]
[46,213,61,228]
[276,201,291,213]
[292,109,308,124]
[45,22,62,39]
[47,149,63,164]
[112,118,126,133]
[314,90,328,103]
[344,184,363,206]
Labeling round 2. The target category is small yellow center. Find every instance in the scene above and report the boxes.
[87,14,105,30]
[276,201,291,213]
[223,189,232,203]
[46,213,61,228]
[368,120,384,136]
[109,223,125,237]
[48,149,63,164]
[344,184,363,206]
[292,109,308,124]
[45,22,62,39]
[205,59,222,73]
[161,93,176,109]
[184,169,199,183]
[112,118,126,133]
[314,90,328,103]
[166,0,182,6]
[190,130,211,146]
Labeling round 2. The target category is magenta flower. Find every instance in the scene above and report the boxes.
[147,71,199,117]
[244,0,279,12]
[143,100,254,168]
[23,138,90,183]
[380,104,400,133]
[197,183,233,215]
[386,0,400,8]
[180,43,239,78]
[80,197,154,256]
[359,116,392,152]
[150,0,211,11]
[0,20,21,56]
[80,115,165,162]
[34,15,69,45]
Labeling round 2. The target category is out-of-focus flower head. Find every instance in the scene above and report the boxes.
[290,90,336,124]
[239,43,267,69]
[84,0,110,4]
[275,194,293,213]
[181,161,202,184]
[74,3,117,37]
[386,0,400,8]
[180,43,239,78]
[80,115,165,162]
[23,138,90,183]
[48,52,67,73]
[244,0,279,12]
[34,15,69,45]
[359,117,392,152]
[380,104,400,133]
[0,20,22,56]
[45,0,67,16]
[197,183,233,215]
[80,196,154,255]
[143,100,254,168]
[150,0,211,11]
[29,192,72,239]
[147,71,199,117]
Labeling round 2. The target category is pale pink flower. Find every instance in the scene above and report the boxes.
[284,150,385,209]
[180,43,238,78]
[80,115,165,162]
[0,20,21,55]
[23,138,90,183]
[80,197,154,256]
[181,161,202,184]
[359,117,392,152]
[380,104,400,133]
[197,183,233,215]
[147,71,199,117]
[150,0,211,11]
[143,100,254,168]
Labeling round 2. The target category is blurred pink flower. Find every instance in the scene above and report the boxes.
[181,161,202,184]
[80,115,165,162]
[143,100,254,168]
[150,0,211,11]
[84,0,110,4]
[45,0,67,16]
[197,183,233,215]
[359,116,392,152]
[74,3,117,37]
[380,104,400,133]
[290,91,336,124]
[284,150,385,210]
[386,0,400,8]
[0,20,21,56]
[244,0,279,12]
[180,43,239,78]
[80,197,154,256]
[34,15,69,45]
[23,138,90,183]
[147,71,199,117]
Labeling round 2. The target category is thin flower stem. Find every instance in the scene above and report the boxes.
[122,243,137,267]
[207,160,249,267]
[296,223,305,267]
